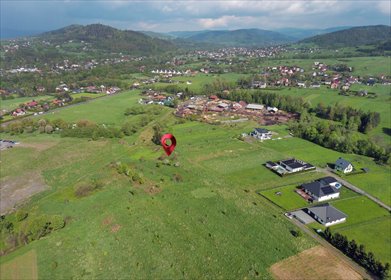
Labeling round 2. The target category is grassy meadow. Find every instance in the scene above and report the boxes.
[0,54,390,278]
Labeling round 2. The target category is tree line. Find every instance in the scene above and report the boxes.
[324,228,389,279]
[313,102,380,133]
[289,113,389,163]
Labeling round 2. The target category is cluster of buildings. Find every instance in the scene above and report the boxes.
[270,157,357,227]
[189,46,286,60]
[139,89,175,106]
[175,95,293,125]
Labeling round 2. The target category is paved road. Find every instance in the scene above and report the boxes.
[318,167,391,212]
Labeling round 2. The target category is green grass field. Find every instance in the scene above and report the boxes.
[0,71,389,278]
[306,196,391,264]
[338,217,391,263]
[261,184,309,210]
[1,95,53,111]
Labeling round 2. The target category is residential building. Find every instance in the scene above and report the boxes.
[306,204,347,227]
[250,128,272,140]
[335,157,353,173]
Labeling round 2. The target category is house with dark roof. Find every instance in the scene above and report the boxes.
[301,177,341,202]
[306,203,347,227]
[250,128,272,140]
[279,158,314,173]
[335,157,353,173]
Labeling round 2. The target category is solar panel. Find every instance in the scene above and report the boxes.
[321,186,335,195]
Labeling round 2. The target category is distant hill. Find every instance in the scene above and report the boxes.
[275,26,352,40]
[141,31,175,40]
[299,25,391,47]
[37,24,175,55]
[185,28,295,47]
[167,30,212,38]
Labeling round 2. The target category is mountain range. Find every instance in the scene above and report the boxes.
[2,24,390,59]
[39,24,174,55]
[300,25,391,47]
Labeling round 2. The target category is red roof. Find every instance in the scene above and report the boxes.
[27,101,38,107]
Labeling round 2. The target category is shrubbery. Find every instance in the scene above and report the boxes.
[0,212,66,255]
[74,180,104,197]
[324,228,389,279]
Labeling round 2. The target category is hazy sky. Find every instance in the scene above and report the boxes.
[1,0,390,34]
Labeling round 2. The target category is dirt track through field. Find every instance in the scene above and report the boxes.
[270,245,363,280]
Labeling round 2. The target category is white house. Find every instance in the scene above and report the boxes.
[335,157,353,173]
[267,106,278,113]
[307,204,347,227]
[301,177,341,202]
[250,128,272,140]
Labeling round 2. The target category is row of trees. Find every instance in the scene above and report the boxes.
[1,118,125,140]
[0,211,65,256]
[313,102,381,133]
[218,89,309,114]
[324,228,389,279]
[289,115,390,163]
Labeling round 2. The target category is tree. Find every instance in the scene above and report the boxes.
[152,123,166,145]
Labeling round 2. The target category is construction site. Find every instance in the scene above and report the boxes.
[175,95,298,125]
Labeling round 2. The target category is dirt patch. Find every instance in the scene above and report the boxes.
[270,246,363,280]
[101,216,114,227]
[0,173,49,215]
[111,224,121,233]
[0,249,38,280]
[145,185,162,195]
[18,140,60,152]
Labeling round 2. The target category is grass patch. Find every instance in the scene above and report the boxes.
[0,250,38,280]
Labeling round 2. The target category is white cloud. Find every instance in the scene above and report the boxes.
[377,1,391,15]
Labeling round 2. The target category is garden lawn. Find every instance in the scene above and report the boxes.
[337,217,391,264]
[260,185,308,210]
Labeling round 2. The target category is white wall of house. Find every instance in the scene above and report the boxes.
[336,164,353,173]
[286,166,303,173]
[318,193,340,202]
[325,217,346,227]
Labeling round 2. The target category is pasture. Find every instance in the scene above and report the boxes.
[0,88,389,278]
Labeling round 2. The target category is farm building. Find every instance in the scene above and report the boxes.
[306,204,347,227]
[246,103,264,110]
[335,157,353,173]
[301,177,341,202]
[250,128,272,140]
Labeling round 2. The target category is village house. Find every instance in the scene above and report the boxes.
[306,203,347,227]
[267,106,278,113]
[301,177,341,202]
[266,158,315,175]
[249,128,272,140]
[335,157,353,173]
[26,100,38,108]
[12,108,26,117]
